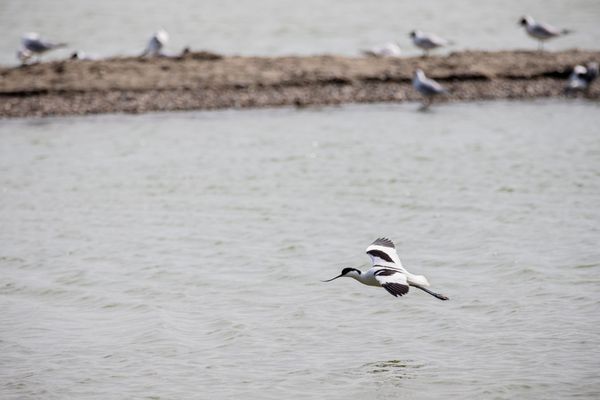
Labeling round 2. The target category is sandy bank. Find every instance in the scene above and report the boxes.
[0,50,598,118]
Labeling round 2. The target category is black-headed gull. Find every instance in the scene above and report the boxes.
[519,16,571,51]
[409,30,449,56]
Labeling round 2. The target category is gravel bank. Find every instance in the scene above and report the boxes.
[0,50,598,118]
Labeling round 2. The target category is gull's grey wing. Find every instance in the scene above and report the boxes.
[531,22,561,38]
[416,77,446,95]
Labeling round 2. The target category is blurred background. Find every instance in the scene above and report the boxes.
[1,0,600,64]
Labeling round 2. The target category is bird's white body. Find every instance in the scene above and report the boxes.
[362,42,402,58]
[344,266,429,288]
[17,48,33,64]
[323,238,448,300]
[410,30,448,55]
[142,29,169,56]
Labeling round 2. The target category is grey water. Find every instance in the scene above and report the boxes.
[1,0,600,65]
[1,100,600,399]
[2,0,600,398]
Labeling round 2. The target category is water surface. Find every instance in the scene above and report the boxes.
[1,100,599,399]
[1,0,599,65]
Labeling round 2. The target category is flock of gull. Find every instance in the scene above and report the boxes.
[13,15,599,110]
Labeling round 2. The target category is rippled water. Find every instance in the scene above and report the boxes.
[1,0,600,65]
[1,100,600,399]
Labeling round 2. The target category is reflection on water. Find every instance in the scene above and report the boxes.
[364,359,423,380]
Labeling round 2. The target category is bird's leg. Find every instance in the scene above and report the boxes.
[538,41,544,52]
[411,284,449,300]
[418,97,431,111]
[425,96,433,109]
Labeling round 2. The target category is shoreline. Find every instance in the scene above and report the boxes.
[1,49,598,118]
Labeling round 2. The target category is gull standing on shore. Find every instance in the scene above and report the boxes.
[409,30,449,56]
[413,69,447,109]
[141,29,169,57]
[519,16,571,51]
[565,62,599,93]
[362,42,402,58]
[18,32,67,63]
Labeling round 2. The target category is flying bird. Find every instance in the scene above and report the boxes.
[519,16,571,51]
[565,62,599,93]
[412,68,448,109]
[322,238,449,300]
[141,29,169,57]
[409,30,449,56]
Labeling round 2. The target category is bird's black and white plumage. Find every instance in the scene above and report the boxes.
[519,16,571,51]
[566,62,599,92]
[323,238,449,300]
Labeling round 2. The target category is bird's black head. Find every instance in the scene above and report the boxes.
[409,30,416,38]
[341,267,361,276]
[322,267,361,282]
[519,17,529,26]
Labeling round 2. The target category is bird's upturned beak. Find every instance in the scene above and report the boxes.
[321,274,343,282]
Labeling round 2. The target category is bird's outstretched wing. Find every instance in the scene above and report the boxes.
[375,269,409,297]
[365,238,408,272]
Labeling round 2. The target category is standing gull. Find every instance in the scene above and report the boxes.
[322,238,449,300]
[18,32,67,63]
[519,16,571,51]
[409,30,449,56]
[412,69,447,109]
[141,29,169,57]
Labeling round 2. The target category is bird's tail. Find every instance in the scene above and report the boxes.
[561,29,573,35]
[52,42,68,49]
[408,274,430,287]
